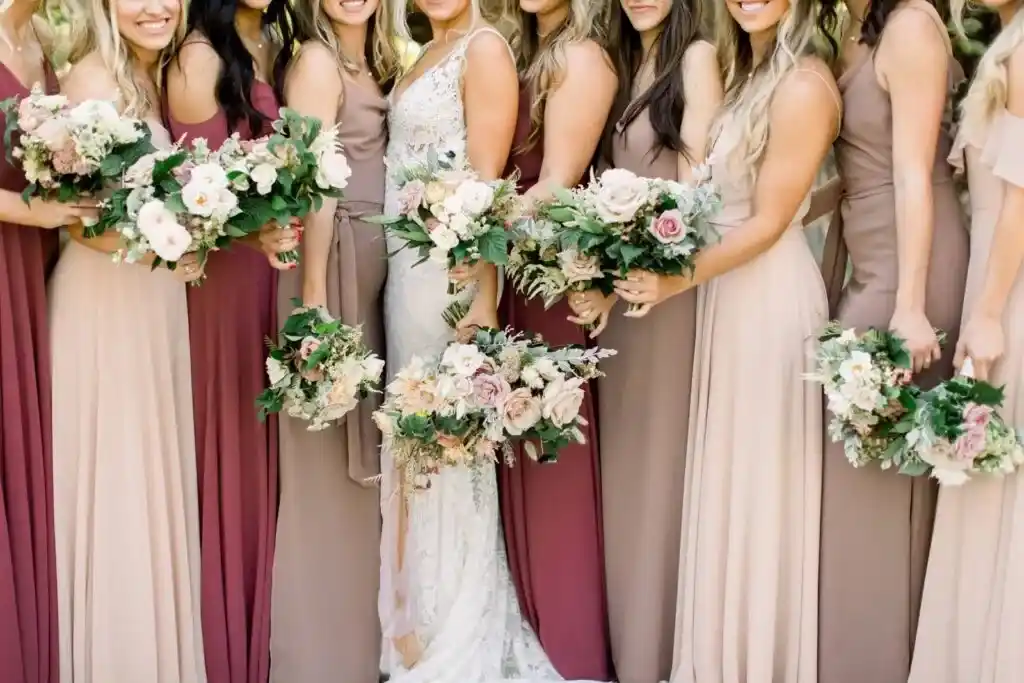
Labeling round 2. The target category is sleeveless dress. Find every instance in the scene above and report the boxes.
[50,119,206,683]
[817,24,968,683]
[168,81,279,683]
[269,74,387,683]
[380,27,588,683]
[669,99,832,683]
[0,61,59,683]
[907,110,1024,683]
[601,103,697,683]
[499,84,612,682]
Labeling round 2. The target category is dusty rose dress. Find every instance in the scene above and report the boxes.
[169,81,280,683]
[269,75,387,683]
[0,62,59,683]
[498,86,612,680]
[602,104,695,683]
[818,21,968,683]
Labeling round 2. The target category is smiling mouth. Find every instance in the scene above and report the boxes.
[738,1,768,11]
[137,18,171,33]
[340,0,367,8]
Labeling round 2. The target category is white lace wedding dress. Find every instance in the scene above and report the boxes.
[379,28,590,683]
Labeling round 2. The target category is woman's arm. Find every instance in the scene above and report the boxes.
[878,5,949,371]
[458,28,519,330]
[524,39,616,202]
[955,46,1024,380]
[676,40,723,182]
[283,44,343,308]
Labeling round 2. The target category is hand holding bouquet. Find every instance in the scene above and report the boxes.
[370,149,518,291]
[374,328,615,492]
[257,301,384,431]
[214,108,352,264]
[1,86,154,206]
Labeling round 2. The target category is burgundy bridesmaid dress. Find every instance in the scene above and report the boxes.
[168,82,280,683]
[498,85,613,680]
[0,63,59,683]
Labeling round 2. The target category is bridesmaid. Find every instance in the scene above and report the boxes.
[570,1,720,680]
[0,4,93,682]
[608,0,840,677]
[51,0,206,680]
[497,1,615,678]
[817,1,968,680]
[260,0,398,680]
[165,1,295,680]
[909,1,1024,679]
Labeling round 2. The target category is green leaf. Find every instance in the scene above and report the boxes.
[477,228,509,265]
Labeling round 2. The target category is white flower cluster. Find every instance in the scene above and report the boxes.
[11,88,145,190]
[397,170,499,264]
[375,330,615,492]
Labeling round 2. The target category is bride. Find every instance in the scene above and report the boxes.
[379,1,598,681]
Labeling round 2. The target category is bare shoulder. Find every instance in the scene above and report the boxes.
[772,58,840,124]
[563,38,612,71]
[881,2,948,58]
[289,40,341,82]
[683,39,718,70]
[466,25,515,66]
[61,52,118,103]
[169,35,220,78]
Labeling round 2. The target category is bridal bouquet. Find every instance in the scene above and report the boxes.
[257,302,384,431]
[212,108,352,264]
[1,86,154,203]
[809,321,1024,485]
[903,360,1024,486]
[371,149,518,282]
[508,167,721,315]
[808,322,922,469]
[374,327,615,492]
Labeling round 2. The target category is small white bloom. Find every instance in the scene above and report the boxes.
[442,343,487,376]
[428,225,459,251]
[189,163,230,188]
[249,163,278,195]
[137,200,191,262]
[266,357,289,385]
[454,180,495,215]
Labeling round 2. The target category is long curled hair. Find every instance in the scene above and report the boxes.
[293,0,401,90]
[713,0,837,178]
[182,0,297,133]
[503,0,610,148]
[953,0,1024,135]
[602,0,704,165]
[67,0,188,116]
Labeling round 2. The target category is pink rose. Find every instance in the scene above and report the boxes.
[50,142,78,175]
[953,429,987,462]
[647,209,687,244]
[299,337,321,360]
[472,373,511,409]
[963,402,993,432]
[500,387,542,436]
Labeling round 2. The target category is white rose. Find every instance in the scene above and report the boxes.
[454,180,495,215]
[189,163,229,188]
[428,225,459,251]
[500,387,543,436]
[266,356,290,385]
[428,246,449,265]
[137,200,191,262]
[520,365,543,389]
[68,99,120,128]
[442,343,487,376]
[448,212,473,239]
[442,192,464,218]
[249,163,278,195]
[532,357,561,382]
[541,376,585,428]
[592,168,650,224]
[558,249,602,284]
[916,438,972,486]
[182,179,235,218]
[315,148,352,190]
[361,355,385,382]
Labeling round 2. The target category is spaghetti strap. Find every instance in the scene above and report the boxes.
[795,68,843,137]
[460,25,516,64]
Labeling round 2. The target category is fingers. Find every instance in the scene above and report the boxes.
[974,360,991,382]
[623,303,653,318]
[267,253,295,271]
[589,311,610,338]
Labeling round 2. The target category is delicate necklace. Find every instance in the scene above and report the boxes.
[0,22,28,53]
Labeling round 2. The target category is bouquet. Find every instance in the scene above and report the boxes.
[212,108,352,264]
[374,327,615,492]
[509,167,721,315]
[904,359,1024,486]
[257,301,384,431]
[506,196,609,309]
[1,86,154,203]
[808,322,922,469]
[370,148,518,289]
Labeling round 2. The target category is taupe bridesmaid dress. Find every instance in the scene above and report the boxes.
[600,105,696,683]
[669,79,836,681]
[817,10,968,683]
[269,74,387,683]
[907,108,1024,683]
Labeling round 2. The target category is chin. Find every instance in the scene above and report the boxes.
[518,0,553,14]
[416,0,469,21]
[240,0,273,10]
[727,0,788,33]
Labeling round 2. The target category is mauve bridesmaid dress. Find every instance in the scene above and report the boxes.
[168,81,280,683]
[0,61,59,683]
[498,84,613,681]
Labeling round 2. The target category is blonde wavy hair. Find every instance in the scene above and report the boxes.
[294,0,403,87]
[65,0,186,116]
[502,0,609,147]
[712,0,822,177]
[953,0,1024,136]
